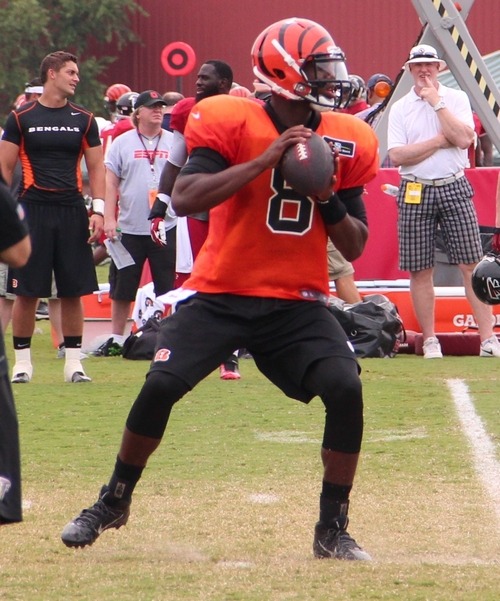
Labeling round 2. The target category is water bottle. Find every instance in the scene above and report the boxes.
[381,184,399,197]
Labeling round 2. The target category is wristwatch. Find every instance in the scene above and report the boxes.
[433,100,446,112]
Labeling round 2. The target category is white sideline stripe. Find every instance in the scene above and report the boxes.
[255,431,321,444]
[447,379,500,527]
[367,426,428,443]
[247,493,280,504]
[217,561,253,569]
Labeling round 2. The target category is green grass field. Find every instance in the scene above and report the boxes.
[1,320,500,600]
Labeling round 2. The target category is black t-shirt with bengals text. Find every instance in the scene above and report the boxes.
[2,100,101,204]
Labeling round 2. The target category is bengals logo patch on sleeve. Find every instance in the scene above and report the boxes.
[154,348,171,362]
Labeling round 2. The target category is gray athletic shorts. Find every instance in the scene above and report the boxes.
[397,177,483,272]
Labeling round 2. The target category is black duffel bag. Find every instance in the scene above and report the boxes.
[122,317,161,360]
[328,293,405,358]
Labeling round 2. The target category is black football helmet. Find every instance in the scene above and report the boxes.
[348,75,366,100]
[116,92,139,118]
[472,254,500,305]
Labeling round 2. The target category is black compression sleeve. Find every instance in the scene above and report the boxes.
[179,147,229,176]
[337,186,368,227]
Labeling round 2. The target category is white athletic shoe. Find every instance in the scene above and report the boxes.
[64,361,92,383]
[423,336,443,359]
[11,361,33,384]
[480,335,500,357]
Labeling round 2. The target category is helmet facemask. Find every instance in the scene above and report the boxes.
[486,276,500,303]
[300,53,353,109]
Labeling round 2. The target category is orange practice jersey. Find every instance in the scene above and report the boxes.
[183,95,379,301]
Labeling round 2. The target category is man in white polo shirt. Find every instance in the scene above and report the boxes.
[388,44,500,359]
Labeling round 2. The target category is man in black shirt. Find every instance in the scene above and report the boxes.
[0,50,106,384]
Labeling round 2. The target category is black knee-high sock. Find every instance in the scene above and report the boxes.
[319,481,352,525]
[107,456,144,502]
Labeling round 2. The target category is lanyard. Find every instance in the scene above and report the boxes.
[137,130,162,177]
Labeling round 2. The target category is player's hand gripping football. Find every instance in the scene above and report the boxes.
[279,132,336,198]
[316,144,339,201]
[258,125,313,171]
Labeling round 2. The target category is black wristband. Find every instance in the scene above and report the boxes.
[148,197,168,220]
[494,227,500,235]
[316,193,347,225]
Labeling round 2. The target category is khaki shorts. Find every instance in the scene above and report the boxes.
[0,263,15,301]
[327,240,354,280]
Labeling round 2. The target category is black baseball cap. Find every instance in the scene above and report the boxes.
[134,90,168,109]
[366,73,393,90]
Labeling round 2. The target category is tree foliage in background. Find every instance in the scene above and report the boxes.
[0,0,147,122]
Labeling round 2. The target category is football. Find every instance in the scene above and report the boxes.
[279,132,334,197]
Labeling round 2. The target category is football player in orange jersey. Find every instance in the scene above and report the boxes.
[61,18,379,560]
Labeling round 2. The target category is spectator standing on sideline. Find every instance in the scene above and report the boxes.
[149,60,241,380]
[387,44,500,359]
[0,173,31,525]
[161,91,184,132]
[355,73,394,125]
[61,18,379,560]
[366,73,393,107]
[102,91,176,351]
[0,50,106,383]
